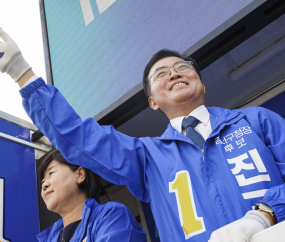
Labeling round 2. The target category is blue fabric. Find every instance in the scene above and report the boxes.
[21,78,285,242]
[36,198,146,242]
[182,116,205,149]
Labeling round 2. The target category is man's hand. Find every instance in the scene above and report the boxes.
[0,28,31,82]
[209,218,264,242]
[209,210,272,242]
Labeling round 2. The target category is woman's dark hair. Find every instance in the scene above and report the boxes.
[38,149,101,203]
[143,49,201,99]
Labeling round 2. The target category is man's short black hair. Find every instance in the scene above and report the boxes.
[143,49,201,99]
[38,149,101,203]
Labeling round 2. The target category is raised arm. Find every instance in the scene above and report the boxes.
[0,28,149,203]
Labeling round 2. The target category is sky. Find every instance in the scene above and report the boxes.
[0,0,46,122]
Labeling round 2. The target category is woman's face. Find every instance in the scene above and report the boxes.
[41,160,86,215]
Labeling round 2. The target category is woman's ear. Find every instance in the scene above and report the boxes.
[76,167,86,184]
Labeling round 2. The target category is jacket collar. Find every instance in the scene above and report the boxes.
[37,198,98,242]
[158,107,244,142]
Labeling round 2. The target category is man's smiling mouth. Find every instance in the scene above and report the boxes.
[171,82,187,90]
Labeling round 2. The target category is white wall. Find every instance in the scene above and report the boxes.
[0,0,46,122]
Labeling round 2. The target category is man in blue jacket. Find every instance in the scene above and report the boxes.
[1,28,284,242]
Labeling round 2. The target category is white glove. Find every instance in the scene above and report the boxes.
[0,28,31,82]
[209,210,271,242]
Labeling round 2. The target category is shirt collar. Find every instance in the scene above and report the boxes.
[170,105,210,133]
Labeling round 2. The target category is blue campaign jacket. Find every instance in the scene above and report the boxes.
[36,198,146,242]
[21,78,285,242]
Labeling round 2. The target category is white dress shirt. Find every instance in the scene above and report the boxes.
[170,105,212,140]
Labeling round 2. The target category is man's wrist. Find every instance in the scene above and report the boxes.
[257,210,276,226]
[256,202,277,226]
[17,69,35,88]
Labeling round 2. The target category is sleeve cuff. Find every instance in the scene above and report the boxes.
[19,77,46,98]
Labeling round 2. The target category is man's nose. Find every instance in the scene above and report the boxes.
[169,67,181,81]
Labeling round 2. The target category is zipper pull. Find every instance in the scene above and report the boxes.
[201,149,204,161]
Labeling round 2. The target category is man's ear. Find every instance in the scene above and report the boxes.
[148,96,160,111]
[76,167,86,184]
[200,80,206,93]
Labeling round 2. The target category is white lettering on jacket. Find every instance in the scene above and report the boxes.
[226,149,270,199]
[215,126,253,152]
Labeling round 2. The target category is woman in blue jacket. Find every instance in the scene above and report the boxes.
[37,149,146,242]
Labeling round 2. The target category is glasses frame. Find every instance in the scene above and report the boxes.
[149,61,194,83]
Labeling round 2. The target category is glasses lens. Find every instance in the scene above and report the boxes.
[175,61,192,73]
[154,68,170,81]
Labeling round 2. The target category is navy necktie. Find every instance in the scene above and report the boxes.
[182,116,205,149]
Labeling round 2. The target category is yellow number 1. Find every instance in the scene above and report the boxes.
[169,170,206,239]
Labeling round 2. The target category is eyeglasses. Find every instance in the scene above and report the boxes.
[150,61,193,82]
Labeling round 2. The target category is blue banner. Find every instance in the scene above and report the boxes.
[0,119,39,242]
